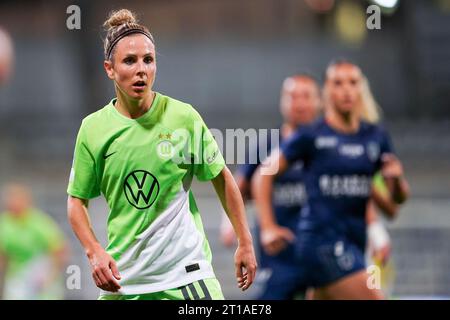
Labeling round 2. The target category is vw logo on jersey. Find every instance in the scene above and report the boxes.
[367,142,380,163]
[124,170,160,209]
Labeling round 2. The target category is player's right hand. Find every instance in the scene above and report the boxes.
[260,224,295,256]
[87,246,122,292]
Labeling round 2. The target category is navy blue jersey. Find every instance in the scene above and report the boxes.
[281,117,393,251]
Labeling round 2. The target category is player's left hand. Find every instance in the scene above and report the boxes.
[260,224,295,256]
[234,243,257,291]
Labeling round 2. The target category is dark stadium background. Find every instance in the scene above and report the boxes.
[0,0,449,299]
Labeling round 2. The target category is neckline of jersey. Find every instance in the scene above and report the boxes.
[323,116,363,137]
[108,92,161,124]
[3,208,34,223]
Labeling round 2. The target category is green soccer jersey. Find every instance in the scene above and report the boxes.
[67,92,225,295]
[0,208,65,278]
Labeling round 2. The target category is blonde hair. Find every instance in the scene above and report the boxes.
[360,75,382,124]
[103,9,154,60]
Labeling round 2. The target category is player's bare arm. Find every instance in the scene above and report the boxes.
[251,150,295,256]
[67,196,121,292]
[211,166,257,291]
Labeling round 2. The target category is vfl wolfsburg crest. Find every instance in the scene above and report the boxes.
[157,140,175,160]
[124,170,160,209]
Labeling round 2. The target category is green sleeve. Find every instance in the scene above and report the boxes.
[189,108,225,181]
[372,171,389,197]
[67,120,101,199]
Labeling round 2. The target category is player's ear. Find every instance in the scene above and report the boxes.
[104,60,114,80]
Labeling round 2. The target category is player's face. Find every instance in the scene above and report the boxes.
[326,64,362,116]
[4,189,31,216]
[282,78,320,126]
[104,34,156,100]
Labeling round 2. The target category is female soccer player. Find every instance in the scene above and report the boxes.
[0,183,68,300]
[252,60,409,299]
[67,9,256,300]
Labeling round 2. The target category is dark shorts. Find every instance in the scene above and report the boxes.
[295,235,366,289]
[253,261,307,300]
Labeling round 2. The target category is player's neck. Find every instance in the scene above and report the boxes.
[9,209,29,220]
[281,123,297,139]
[326,108,359,134]
[115,90,155,119]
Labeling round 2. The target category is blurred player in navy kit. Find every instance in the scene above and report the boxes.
[252,60,409,299]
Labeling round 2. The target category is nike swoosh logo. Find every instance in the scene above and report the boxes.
[103,152,116,160]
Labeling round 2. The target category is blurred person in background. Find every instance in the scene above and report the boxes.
[252,60,410,299]
[221,74,321,299]
[306,72,400,299]
[67,9,256,300]
[0,183,68,300]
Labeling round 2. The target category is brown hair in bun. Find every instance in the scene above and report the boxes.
[103,9,154,60]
